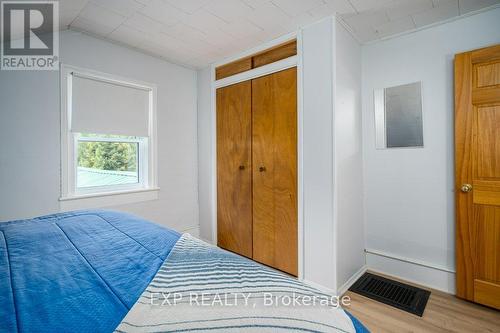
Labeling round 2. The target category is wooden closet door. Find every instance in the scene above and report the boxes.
[252,67,298,276]
[455,44,500,309]
[217,81,253,258]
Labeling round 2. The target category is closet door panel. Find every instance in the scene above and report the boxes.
[252,67,298,276]
[216,81,253,258]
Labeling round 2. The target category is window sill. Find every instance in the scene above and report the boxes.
[59,187,160,211]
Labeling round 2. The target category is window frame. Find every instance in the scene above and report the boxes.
[60,64,158,206]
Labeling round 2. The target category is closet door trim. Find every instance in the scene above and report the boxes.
[210,33,304,280]
[214,55,297,89]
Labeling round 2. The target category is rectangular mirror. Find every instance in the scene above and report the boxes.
[374,82,424,149]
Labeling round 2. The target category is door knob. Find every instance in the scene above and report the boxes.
[461,184,472,193]
[259,166,266,172]
[239,165,245,170]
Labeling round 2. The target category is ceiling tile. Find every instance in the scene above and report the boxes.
[223,20,264,39]
[134,0,153,5]
[59,0,88,28]
[432,0,456,5]
[124,12,166,33]
[60,0,89,12]
[458,0,500,14]
[90,0,144,17]
[202,30,238,49]
[349,0,393,12]
[385,0,433,21]
[108,25,148,46]
[202,48,226,58]
[165,0,210,14]
[71,16,117,36]
[162,23,207,43]
[78,2,127,27]
[354,26,380,43]
[203,0,254,23]
[230,33,266,51]
[60,9,81,28]
[245,1,292,29]
[271,0,324,17]
[242,0,274,10]
[137,40,195,64]
[284,11,316,30]
[161,23,220,54]
[342,10,389,31]
[188,57,215,68]
[139,33,192,55]
[413,0,459,27]
[373,15,415,38]
[180,9,226,31]
[140,0,187,26]
[310,0,357,17]
[212,41,245,56]
[196,49,225,62]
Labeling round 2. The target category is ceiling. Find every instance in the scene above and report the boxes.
[27,0,500,68]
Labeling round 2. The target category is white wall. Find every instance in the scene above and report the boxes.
[362,8,500,293]
[334,21,365,293]
[302,18,366,294]
[197,67,213,241]
[0,30,200,234]
[301,17,336,291]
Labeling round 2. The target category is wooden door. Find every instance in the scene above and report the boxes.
[216,81,253,258]
[455,44,500,309]
[252,67,298,276]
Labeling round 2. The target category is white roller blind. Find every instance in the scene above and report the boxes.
[71,73,150,137]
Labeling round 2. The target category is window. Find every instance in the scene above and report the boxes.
[60,65,158,206]
[76,134,145,190]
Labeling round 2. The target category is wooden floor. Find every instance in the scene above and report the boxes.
[343,275,500,332]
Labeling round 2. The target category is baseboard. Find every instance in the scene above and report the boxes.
[366,251,455,294]
[302,279,337,296]
[181,226,200,238]
[337,265,368,296]
[200,237,214,244]
[303,265,367,297]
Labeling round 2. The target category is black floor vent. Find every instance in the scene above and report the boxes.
[349,272,430,316]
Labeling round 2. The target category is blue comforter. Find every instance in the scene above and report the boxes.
[1,210,367,333]
[0,210,180,333]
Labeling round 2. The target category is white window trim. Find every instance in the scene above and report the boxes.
[60,64,159,209]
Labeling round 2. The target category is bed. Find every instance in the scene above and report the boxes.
[0,210,367,333]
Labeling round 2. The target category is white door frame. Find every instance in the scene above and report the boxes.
[209,31,305,280]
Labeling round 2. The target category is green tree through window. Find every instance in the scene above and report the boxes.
[77,141,137,172]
